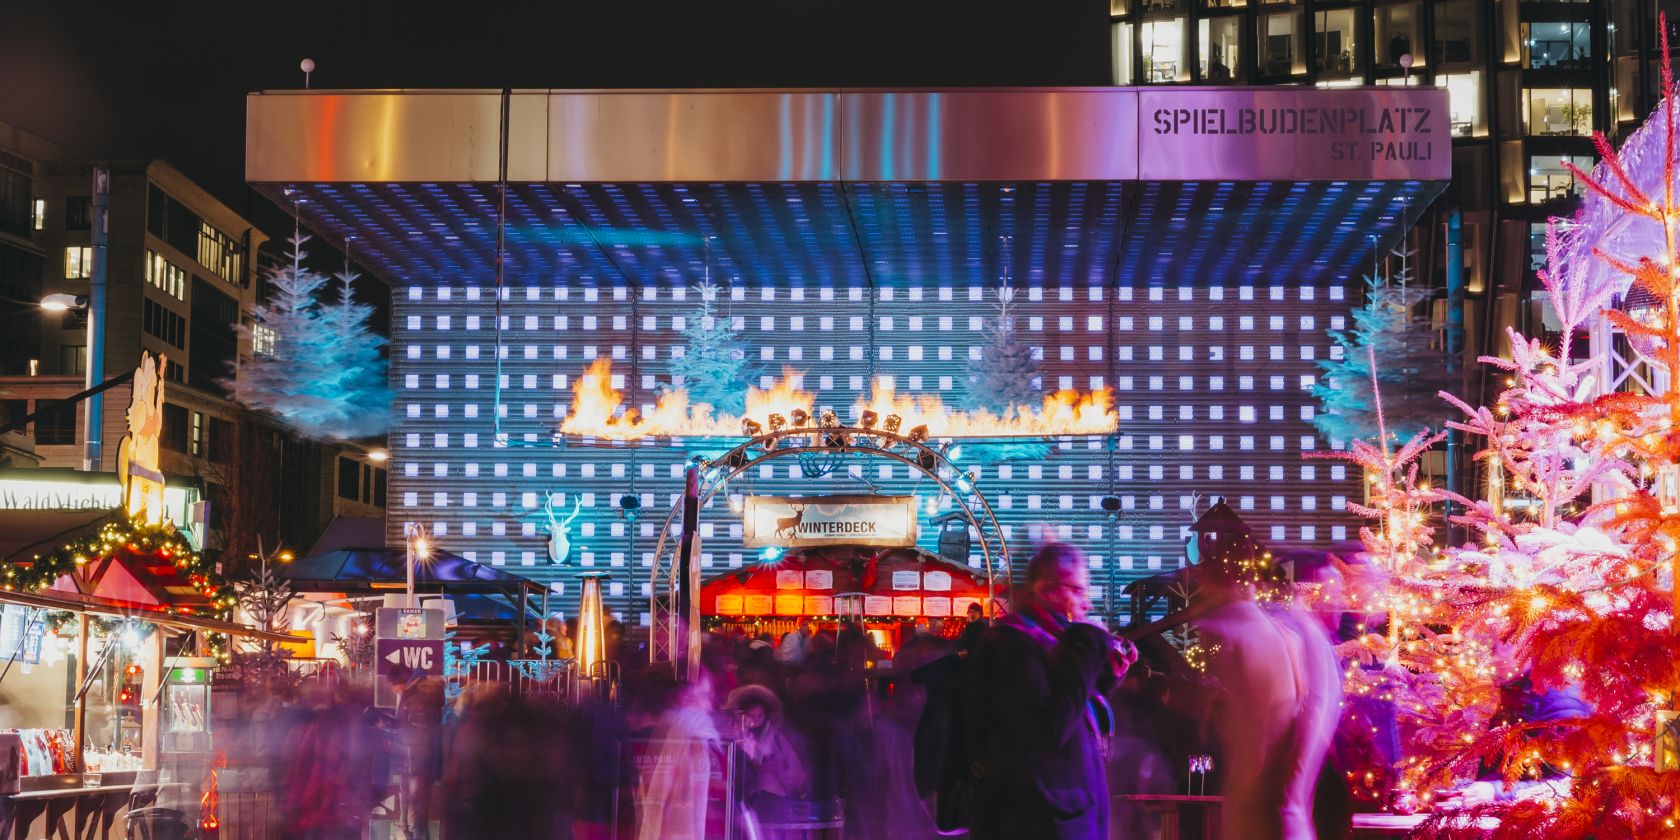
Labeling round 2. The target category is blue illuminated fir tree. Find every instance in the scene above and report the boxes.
[1312,246,1449,445]
[664,281,754,415]
[230,235,391,441]
[967,286,1039,411]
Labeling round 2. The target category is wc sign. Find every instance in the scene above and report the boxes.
[374,606,446,708]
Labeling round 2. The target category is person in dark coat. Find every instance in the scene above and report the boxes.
[965,542,1138,840]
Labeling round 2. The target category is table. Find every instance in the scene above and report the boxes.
[5,784,134,840]
[1113,794,1220,840]
[1351,812,1499,837]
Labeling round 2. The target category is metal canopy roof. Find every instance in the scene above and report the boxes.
[248,87,1449,289]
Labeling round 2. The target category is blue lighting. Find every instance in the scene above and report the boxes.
[761,546,785,564]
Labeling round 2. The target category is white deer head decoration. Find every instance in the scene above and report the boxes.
[543,493,583,565]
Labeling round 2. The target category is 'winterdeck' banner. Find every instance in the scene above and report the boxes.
[741,495,918,549]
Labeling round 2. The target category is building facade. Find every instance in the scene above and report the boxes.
[1111,0,1666,394]
[0,127,387,560]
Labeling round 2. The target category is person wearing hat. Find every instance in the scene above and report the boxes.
[725,684,808,827]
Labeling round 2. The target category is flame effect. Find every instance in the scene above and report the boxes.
[557,359,1116,439]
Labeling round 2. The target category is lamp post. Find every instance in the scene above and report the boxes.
[85,168,108,472]
[405,522,431,608]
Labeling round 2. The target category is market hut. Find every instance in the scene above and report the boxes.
[700,545,993,656]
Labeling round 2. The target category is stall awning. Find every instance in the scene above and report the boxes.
[702,546,993,620]
[280,548,547,596]
[0,588,294,644]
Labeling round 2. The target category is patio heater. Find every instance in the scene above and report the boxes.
[576,572,610,679]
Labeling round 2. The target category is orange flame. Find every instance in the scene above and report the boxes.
[558,359,1115,439]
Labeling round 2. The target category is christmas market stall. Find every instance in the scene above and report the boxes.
[701,545,994,657]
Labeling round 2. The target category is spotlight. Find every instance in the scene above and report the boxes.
[620,494,642,514]
[908,425,930,443]
[768,413,786,432]
[1101,496,1122,513]
[820,410,840,428]
[947,445,963,462]
[791,408,810,427]
[742,418,763,437]
[882,414,902,433]
[724,450,749,469]
[918,451,938,471]
[861,410,878,430]
[761,546,785,563]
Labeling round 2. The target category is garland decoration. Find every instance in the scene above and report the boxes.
[7,517,236,618]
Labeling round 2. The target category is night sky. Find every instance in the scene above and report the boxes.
[1,1,1111,235]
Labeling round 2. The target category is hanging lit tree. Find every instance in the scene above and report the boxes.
[230,236,390,441]
[1314,244,1451,445]
[663,281,755,415]
[967,285,1039,412]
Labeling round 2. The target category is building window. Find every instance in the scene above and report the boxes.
[1434,0,1482,66]
[1313,8,1360,78]
[1199,16,1243,81]
[31,199,43,231]
[1526,88,1593,136]
[196,222,243,286]
[338,456,361,500]
[1522,21,1592,70]
[1373,3,1423,71]
[190,411,203,456]
[1112,22,1135,85]
[1139,0,1183,10]
[251,323,277,356]
[160,403,188,453]
[1204,0,1244,8]
[63,197,91,231]
[59,345,85,376]
[142,298,185,348]
[145,251,186,300]
[1260,12,1302,76]
[34,399,75,446]
[1439,72,1486,137]
[1141,18,1188,82]
[208,416,232,465]
[61,307,87,332]
[373,468,387,507]
[1110,0,1129,14]
[1529,154,1586,203]
[65,246,92,279]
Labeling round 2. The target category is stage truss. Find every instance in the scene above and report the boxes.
[647,425,1012,672]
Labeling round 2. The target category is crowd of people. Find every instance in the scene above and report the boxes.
[201,538,1570,840]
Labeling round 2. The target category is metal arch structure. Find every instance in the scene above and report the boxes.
[647,425,1012,672]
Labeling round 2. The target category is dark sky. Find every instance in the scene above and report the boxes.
[1,1,1111,231]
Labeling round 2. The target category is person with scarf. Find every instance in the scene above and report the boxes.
[964,542,1138,839]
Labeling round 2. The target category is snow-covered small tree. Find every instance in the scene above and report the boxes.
[663,281,754,415]
[1314,246,1451,445]
[231,236,390,441]
[967,286,1039,411]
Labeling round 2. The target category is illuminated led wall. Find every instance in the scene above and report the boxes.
[388,279,1362,623]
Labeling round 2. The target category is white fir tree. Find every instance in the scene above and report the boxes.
[1313,246,1450,444]
[231,235,391,441]
[664,281,754,415]
[967,286,1039,411]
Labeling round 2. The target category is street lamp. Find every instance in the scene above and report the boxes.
[39,294,85,313]
[405,522,433,608]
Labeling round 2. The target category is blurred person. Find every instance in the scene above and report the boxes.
[386,662,445,840]
[1196,549,1341,840]
[726,684,808,830]
[637,670,726,840]
[777,617,814,665]
[964,542,1138,839]
[955,601,989,654]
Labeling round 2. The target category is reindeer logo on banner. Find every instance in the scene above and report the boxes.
[541,492,583,565]
[774,505,807,540]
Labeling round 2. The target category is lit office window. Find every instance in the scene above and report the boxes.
[1139,0,1183,10]
[1434,0,1482,66]
[1259,12,1303,76]
[1110,0,1129,13]
[1526,88,1593,136]
[1522,22,1592,70]
[145,250,187,300]
[1204,0,1244,8]
[1529,154,1587,204]
[1313,9,1359,78]
[1200,16,1243,82]
[197,222,243,285]
[1373,3,1423,70]
[1439,72,1486,137]
[1113,22,1135,84]
[1141,18,1188,82]
[253,323,277,356]
[64,246,91,279]
[31,199,43,231]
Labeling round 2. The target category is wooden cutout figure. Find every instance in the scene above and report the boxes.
[118,352,168,523]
